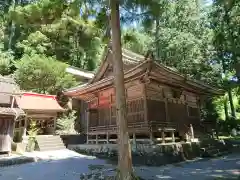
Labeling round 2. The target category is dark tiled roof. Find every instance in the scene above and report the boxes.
[0,76,20,104]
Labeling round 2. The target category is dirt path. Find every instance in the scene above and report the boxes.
[0,150,239,180]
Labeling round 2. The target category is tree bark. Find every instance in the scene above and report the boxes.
[228,89,236,119]
[8,0,16,51]
[155,18,160,61]
[110,0,133,179]
[223,97,229,121]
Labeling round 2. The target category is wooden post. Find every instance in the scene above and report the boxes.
[185,133,189,142]
[132,133,137,151]
[171,131,175,142]
[161,130,165,144]
[143,84,148,124]
[86,109,89,144]
[23,117,27,137]
[53,117,57,134]
[190,124,194,140]
[96,134,98,144]
[165,98,169,122]
[150,132,154,144]
[106,132,109,144]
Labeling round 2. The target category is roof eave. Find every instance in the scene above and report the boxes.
[64,60,149,97]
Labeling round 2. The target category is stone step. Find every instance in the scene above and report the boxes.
[37,139,63,144]
[36,135,66,151]
[38,144,66,151]
[39,146,66,152]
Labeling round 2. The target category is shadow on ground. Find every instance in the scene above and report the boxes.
[0,152,239,180]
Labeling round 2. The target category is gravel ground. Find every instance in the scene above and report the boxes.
[0,149,239,180]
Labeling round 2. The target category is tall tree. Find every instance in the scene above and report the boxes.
[110,0,133,179]
[211,0,240,120]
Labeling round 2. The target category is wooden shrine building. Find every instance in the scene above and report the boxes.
[64,48,223,144]
[0,76,25,154]
[0,75,65,153]
[13,92,65,142]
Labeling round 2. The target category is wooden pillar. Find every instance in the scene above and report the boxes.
[106,132,109,144]
[161,130,165,144]
[143,84,148,124]
[171,131,175,142]
[150,132,154,144]
[165,98,169,122]
[86,109,89,144]
[190,124,194,139]
[53,117,57,134]
[23,117,27,137]
[132,133,137,151]
[96,134,98,144]
[185,133,189,142]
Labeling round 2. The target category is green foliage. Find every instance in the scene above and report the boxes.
[8,0,103,70]
[0,49,12,75]
[26,120,40,152]
[214,88,240,120]
[122,28,153,55]
[14,53,77,94]
[211,0,240,80]
[56,110,77,135]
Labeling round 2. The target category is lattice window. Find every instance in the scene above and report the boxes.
[127,98,144,123]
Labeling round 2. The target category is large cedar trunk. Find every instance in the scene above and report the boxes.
[110,0,133,179]
[228,89,236,119]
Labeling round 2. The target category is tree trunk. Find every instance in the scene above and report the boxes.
[223,96,229,121]
[235,63,240,82]
[110,0,133,180]
[155,18,160,61]
[228,89,236,119]
[221,60,229,121]
[8,0,16,51]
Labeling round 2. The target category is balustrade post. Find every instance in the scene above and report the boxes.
[106,132,109,144]
[190,124,194,140]
[132,133,137,151]
[161,130,165,144]
[96,134,98,144]
[149,132,154,144]
[171,131,175,143]
[86,109,89,144]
